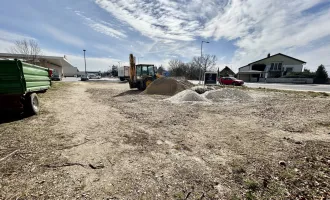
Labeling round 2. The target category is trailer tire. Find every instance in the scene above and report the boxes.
[119,77,125,81]
[25,93,40,115]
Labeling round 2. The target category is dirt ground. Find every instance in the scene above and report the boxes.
[1,81,330,200]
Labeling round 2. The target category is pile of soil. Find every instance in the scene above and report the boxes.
[144,77,193,96]
[166,90,209,103]
[203,88,252,102]
[191,86,215,94]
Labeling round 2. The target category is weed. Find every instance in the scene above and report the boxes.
[244,179,259,191]
[245,191,256,200]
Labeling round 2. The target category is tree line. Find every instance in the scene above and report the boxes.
[168,54,217,80]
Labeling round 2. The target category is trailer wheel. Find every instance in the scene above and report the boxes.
[25,93,40,115]
[119,77,125,81]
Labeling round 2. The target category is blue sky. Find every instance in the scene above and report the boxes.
[0,0,330,72]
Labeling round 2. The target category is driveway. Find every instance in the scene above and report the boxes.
[245,82,330,93]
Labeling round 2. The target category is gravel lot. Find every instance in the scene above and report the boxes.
[1,81,330,199]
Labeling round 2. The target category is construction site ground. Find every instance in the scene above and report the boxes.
[1,81,330,199]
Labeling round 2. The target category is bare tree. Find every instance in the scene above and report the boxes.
[168,59,183,69]
[168,59,188,77]
[191,54,217,80]
[9,39,41,64]
[192,54,217,72]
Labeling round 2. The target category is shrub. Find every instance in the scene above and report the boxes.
[284,71,315,78]
[314,65,329,84]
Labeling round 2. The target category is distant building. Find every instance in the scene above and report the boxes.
[219,66,235,77]
[0,53,78,77]
[238,53,306,82]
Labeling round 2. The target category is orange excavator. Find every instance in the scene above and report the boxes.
[128,54,160,90]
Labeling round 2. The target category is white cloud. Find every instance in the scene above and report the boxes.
[43,25,85,47]
[0,29,37,53]
[94,0,212,41]
[43,48,120,71]
[95,0,330,72]
[0,39,15,53]
[74,11,126,39]
[200,0,330,71]
[94,44,117,54]
[0,29,35,42]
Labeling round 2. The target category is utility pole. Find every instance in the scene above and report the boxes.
[83,50,87,76]
[199,41,210,84]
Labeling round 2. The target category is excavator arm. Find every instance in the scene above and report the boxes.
[129,54,136,82]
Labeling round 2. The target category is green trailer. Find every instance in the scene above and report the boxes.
[0,59,52,115]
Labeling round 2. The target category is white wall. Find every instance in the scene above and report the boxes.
[63,66,79,76]
[239,66,250,72]
[283,65,303,72]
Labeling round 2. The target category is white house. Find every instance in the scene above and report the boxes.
[238,53,306,82]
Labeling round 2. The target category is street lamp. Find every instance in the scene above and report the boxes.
[199,41,210,84]
[83,50,87,76]
[137,57,144,64]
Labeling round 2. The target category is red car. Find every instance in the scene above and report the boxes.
[219,77,244,86]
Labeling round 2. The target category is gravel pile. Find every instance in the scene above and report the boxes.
[144,77,192,96]
[166,90,209,103]
[203,88,252,102]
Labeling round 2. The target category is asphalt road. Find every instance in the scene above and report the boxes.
[61,78,330,93]
[244,82,330,93]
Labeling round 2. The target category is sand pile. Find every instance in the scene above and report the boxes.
[203,88,252,102]
[144,77,193,96]
[166,90,209,103]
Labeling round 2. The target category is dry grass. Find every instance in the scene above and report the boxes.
[1,81,329,199]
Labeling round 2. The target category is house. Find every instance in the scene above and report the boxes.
[0,53,78,77]
[238,53,306,82]
[219,66,235,77]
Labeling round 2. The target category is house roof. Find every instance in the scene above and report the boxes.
[0,53,75,68]
[220,66,235,74]
[239,53,306,69]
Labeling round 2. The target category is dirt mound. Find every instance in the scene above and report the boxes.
[144,77,192,96]
[166,90,209,103]
[203,88,252,102]
[177,80,195,88]
[191,86,215,94]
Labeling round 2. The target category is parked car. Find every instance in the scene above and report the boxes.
[81,75,89,81]
[51,74,62,81]
[88,74,101,79]
[219,77,244,86]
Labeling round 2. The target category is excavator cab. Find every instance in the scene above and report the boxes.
[128,54,160,90]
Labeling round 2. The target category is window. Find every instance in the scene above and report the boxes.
[148,66,155,76]
[136,67,141,76]
[141,66,148,75]
[286,67,293,73]
[270,63,282,71]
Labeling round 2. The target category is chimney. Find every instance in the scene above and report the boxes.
[267,53,271,58]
